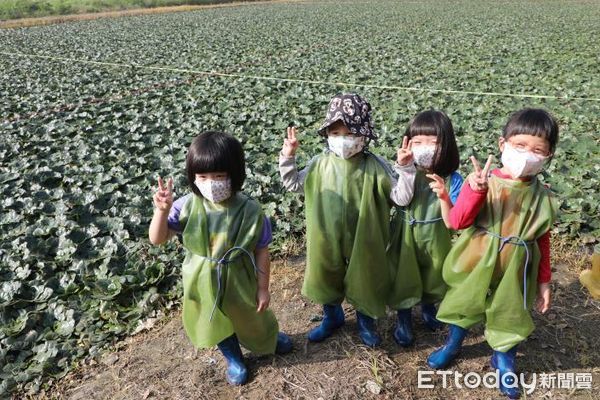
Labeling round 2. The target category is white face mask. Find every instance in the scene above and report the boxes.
[195,178,232,203]
[412,145,437,169]
[327,135,365,159]
[501,143,547,178]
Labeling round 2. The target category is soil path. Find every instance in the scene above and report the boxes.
[42,256,600,399]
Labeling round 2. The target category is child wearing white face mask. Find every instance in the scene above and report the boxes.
[427,109,559,399]
[149,131,292,386]
[387,110,463,348]
[279,93,416,347]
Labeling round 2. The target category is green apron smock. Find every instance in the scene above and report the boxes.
[388,170,457,310]
[179,193,279,354]
[303,151,393,318]
[436,174,557,352]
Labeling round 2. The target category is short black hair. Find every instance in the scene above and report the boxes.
[186,131,246,197]
[503,108,559,155]
[404,110,459,178]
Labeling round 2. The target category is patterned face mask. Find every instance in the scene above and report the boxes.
[195,178,232,203]
[412,145,437,169]
[327,135,365,159]
[501,142,547,178]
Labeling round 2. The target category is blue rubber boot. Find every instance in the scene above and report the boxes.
[491,346,520,399]
[307,304,345,342]
[356,311,382,347]
[275,332,293,354]
[427,324,467,369]
[393,308,414,347]
[421,303,442,331]
[217,334,248,385]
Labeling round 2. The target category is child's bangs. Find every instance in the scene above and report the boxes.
[407,112,441,138]
[504,109,558,151]
[188,145,232,174]
[408,123,438,137]
[505,119,554,141]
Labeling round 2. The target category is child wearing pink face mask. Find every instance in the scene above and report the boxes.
[427,108,558,399]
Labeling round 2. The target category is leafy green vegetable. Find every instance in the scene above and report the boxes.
[0,0,599,396]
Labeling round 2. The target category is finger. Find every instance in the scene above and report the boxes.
[287,126,292,140]
[407,139,412,150]
[167,178,173,193]
[470,156,482,175]
[402,136,408,149]
[426,173,444,185]
[156,195,168,204]
[290,126,297,140]
[482,155,493,177]
[157,176,164,191]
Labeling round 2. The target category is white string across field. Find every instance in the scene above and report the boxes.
[2,51,600,102]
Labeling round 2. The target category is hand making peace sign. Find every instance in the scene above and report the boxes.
[426,173,450,202]
[281,126,300,157]
[467,155,493,192]
[153,176,174,212]
[396,136,413,166]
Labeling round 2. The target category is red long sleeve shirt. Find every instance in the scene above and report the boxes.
[448,169,551,283]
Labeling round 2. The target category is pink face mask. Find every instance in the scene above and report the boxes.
[501,143,547,178]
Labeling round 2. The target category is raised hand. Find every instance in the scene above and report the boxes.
[426,173,450,201]
[282,126,300,157]
[396,136,413,166]
[467,155,493,192]
[153,176,173,212]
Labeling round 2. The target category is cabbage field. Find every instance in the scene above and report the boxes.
[1,0,599,396]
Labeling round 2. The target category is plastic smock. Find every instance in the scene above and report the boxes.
[179,193,278,353]
[388,170,458,309]
[302,151,392,318]
[436,174,557,352]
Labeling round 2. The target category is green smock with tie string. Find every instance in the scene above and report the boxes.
[179,192,278,353]
[302,151,393,319]
[436,174,557,352]
[388,170,458,310]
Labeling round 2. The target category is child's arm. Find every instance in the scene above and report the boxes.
[255,245,271,312]
[391,136,417,206]
[426,173,454,225]
[255,216,273,312]
[536,230,552,313]
[279,126,306,193]
[149,177,175,245]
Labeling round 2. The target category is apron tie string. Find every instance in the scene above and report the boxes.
[401,209,443,226]
[477,227,534,310]
[199,246,262,321]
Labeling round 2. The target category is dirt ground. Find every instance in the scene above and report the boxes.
[34,250,600,400]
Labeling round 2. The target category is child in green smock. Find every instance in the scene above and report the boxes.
[426,109,559,399]
[387,110,463,347]
[279,93,416,347]
[149,131,292,386]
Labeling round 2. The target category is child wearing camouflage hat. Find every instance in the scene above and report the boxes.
[279,93,416,347]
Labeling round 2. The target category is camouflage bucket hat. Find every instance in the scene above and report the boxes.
[317,93,377,140]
